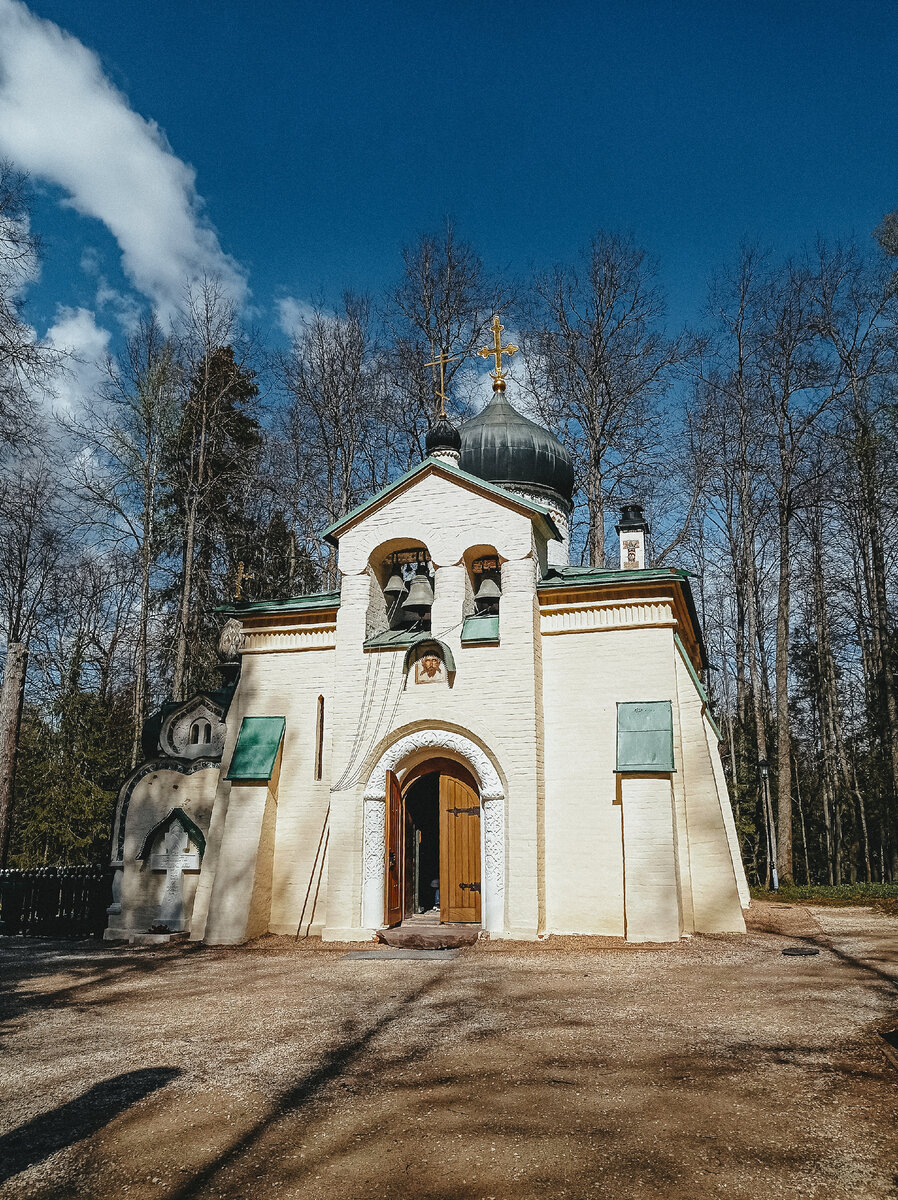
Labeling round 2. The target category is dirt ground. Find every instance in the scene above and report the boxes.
[0,903,895,1200]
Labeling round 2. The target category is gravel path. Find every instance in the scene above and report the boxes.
[0,904,895,1199]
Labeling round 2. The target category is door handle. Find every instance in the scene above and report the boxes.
[388,851,396,869]
[459,881,481,893]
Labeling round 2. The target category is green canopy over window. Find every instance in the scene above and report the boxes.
[226,716,285,781]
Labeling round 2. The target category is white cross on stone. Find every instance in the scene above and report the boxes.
[150,822,200,929]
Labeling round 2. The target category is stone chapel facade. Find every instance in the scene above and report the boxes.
[106,357,749,945]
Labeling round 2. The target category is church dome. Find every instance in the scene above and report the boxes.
[425,417,461,456]
[459,391,575,502]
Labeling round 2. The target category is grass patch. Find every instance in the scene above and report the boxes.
[751,882,898,915]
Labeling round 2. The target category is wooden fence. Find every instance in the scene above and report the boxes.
[0,865,112,938]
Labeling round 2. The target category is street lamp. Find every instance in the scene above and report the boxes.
[758,757,779,891]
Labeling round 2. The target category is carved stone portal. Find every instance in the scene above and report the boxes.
[360,730,505,933]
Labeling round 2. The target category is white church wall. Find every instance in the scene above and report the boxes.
[335,471,547,572]
[673,649,747,933]
[619,774,682,942]
[189,642,336,942]
[704,713,751,910]
[322,475,551,940]
[262,653,335,936]
[324,564,545,939]
[541,624,678,936]
[203,778,278,945]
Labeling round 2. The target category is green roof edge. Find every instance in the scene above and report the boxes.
[321,457,561,545]
[217,591,341,617]
[674,633,723,741]
[538,565,691,587]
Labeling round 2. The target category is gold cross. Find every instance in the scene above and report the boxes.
[478,315,518,391]
[235,561,253,603]
[424,347,464,419]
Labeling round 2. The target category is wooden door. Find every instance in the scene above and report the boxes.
[384,770,402,927]
[439,773,482,924]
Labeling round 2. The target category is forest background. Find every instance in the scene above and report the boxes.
[1,161,898,891]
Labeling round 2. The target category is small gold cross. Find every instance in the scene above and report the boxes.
[478,315,518,391]
[235,561,253,602]
[424,347,464,418]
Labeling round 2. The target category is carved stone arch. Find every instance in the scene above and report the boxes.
[159,695,226,762]
[360,726,506,935]
[362,728,504,800]
[136,807,207,861]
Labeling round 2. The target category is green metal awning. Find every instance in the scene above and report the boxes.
[226,716,286,781]
[616,701,675,773]
[461,614,500,645]
[363,628,419,651]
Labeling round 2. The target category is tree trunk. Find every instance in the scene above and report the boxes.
[586,459,604,567]
[171,500,197,703]
[132,533,152,769]
[793,755,811,885]
[0,643,28,867]
[775,501,793,883]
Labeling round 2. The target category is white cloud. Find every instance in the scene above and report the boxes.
[79,245,101,276]
[95,277,142,334]
[0,0,247,318]
[45,305,110,413]
[277,296,321,338]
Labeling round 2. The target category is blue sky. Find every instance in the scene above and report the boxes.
[1,0,896,408]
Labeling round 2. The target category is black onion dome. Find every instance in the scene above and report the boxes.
[425,417,462,456]
[459,392,574,501]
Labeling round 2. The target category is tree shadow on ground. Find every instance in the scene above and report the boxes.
[0,938,227,1029]
[0,1067,180,1184]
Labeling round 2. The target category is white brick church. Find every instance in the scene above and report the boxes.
[106,323,748,945]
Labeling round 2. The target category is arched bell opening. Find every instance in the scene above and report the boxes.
[463,545,502,616]
[384,757,482,928]
[368,540,434,633]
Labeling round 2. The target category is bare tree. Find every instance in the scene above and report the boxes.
[810,241,898,869]
[523,232,687,565]
[384,225,507,468]
[65,315,179,766]
[0,456,69,863]
[168,275,260,700]
[0,162,63,447]
[276,294,389,586]
[755,260,835,883]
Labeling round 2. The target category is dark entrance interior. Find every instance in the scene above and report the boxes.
[403,774,440,916]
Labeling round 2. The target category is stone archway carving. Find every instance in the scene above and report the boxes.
[360,728,505,934]
[363,729,503,800]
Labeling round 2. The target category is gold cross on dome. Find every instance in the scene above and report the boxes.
[478,315,518,391]
[234,561,253,602]
[424,347,464,419]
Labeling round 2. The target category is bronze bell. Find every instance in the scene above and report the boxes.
[474,576,501,607]
[402,567,434,615]
[384,570,406,598]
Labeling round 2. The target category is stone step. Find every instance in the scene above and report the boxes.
[377,923,480,950]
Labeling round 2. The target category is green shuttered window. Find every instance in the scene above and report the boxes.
[616,701,674,772]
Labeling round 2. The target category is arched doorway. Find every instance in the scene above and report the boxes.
[384,758,482,928]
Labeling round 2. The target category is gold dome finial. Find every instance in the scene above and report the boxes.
[478,315,518,392]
